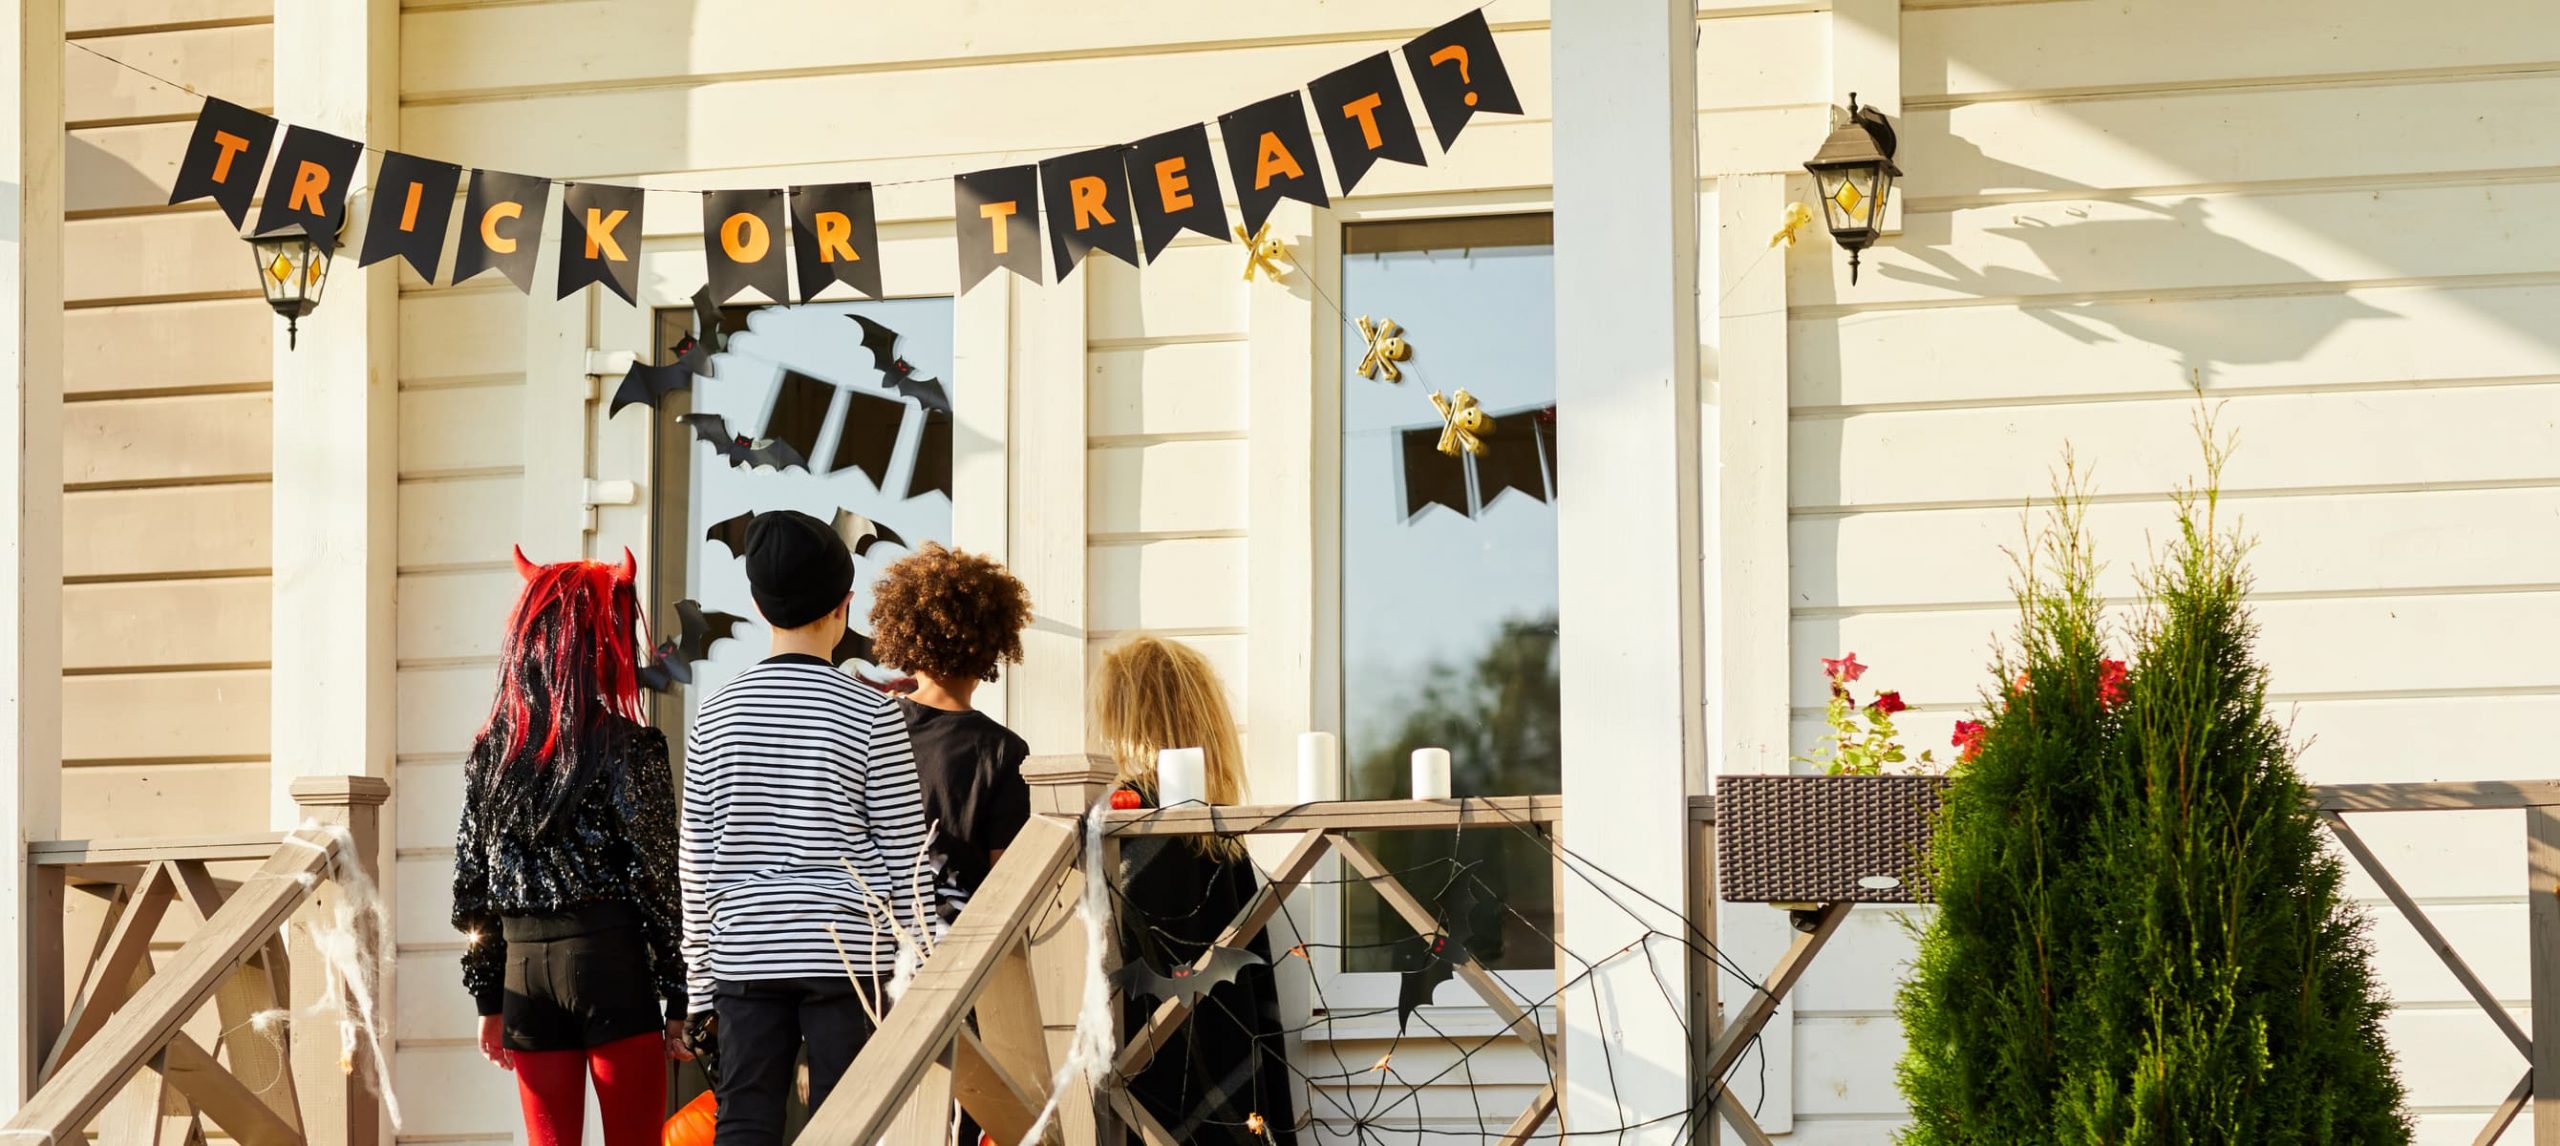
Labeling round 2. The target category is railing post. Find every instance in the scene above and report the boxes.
[288,776,390,1146]
[2527,804,2560,1144]
[1021,755,1117,1146]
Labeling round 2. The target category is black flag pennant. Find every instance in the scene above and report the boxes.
[168,98,275,228]
[911,408,954,502]
[767,370,836,465]
[703,188,790,304]
[1474,406,1555,509]
[832,387,906,490]
[559,183,645,303]
[788,182,883,303]
[953,166,1043,290]
[1219,91,1330,236]
[1309,52,1426,195]
[1400,425,1469,521]
[452,169,550,293]
[251,126,362,252]
[1039,145,1139,280]
[1404,9,1521,149]
[1122,124,1229,263]
[358,151,461,281]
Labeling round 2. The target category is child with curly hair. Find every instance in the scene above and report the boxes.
[867,542,1036,924]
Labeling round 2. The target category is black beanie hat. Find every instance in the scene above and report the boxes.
[745,510,854,630]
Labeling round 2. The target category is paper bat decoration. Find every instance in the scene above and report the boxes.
[849,314,950,414]
[678,413,809,472]
[831,509,908,558]
[705,511,754,559]
[637,600,749,692]
[830,626,876,668]
[608,286,730,418]
[1394,881,1484,1033]
[1114,946,1267,1007]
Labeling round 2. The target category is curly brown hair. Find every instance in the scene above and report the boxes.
[866,543,1031,684]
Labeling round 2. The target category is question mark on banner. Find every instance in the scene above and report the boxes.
[1428,45,1478,107]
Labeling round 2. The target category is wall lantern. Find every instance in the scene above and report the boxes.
[248,230,331,349]
[1803,93,1901,284]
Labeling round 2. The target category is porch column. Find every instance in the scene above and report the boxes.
[0,0,62,1102]
[1553,0,1703,1141]
[270,0,399,826]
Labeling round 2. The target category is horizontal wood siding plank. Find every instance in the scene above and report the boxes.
[1087,538,1246,634]
[64,25,270,124]
[64,483,269,579]
[1087,440,1248,536]
[1088,343,1250,439]
[63,577,269,670]
[1087,244,1248,345]
[66,121,193,213]
[398,662,496,759]
[399,290,527,382]
[1904,0,2560,100]
[1790,385,2560,510]
[68,0,268,37]
[399,386,525,474]
[62,669,268,762]
[399,476,523,570]
[59,761,270,839]
[64,392,271,486]
[386,1043,514,1139]
[393,757,463,851]
[1791,281,2560,411]
[1793,487,2560,611]
[66,298,272,397]
[395,569,516,663]
[66,211,257,304]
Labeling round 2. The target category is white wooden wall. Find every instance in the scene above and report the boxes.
[1772,1,2560,1142]
[57,1,276,838]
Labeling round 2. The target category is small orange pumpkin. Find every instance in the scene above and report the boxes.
[663,1090,717,1146]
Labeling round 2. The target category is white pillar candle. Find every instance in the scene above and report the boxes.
[1296,731,1342,803]
[1410,747,1453,800]
[1156,747,1207,808]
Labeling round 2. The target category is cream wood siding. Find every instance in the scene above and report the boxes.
[1777,1,2560,1141]
[57,2,274,840]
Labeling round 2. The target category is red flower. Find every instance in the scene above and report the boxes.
[1867,690,1908,717]
[1822,652,1868,684]
[1952,720,1989,762]
[2098,659,2128,710]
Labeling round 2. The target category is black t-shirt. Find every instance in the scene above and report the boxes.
[899,698,1033,919]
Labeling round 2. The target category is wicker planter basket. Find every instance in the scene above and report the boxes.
[1716,773,1951,905]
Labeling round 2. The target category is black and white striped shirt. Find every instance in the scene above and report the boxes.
[678,654,931,1012]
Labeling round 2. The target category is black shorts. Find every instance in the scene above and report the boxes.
[500,903,665,1052]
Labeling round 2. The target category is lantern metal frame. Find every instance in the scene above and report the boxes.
[1802,92,1902,284]
[247,228,333,349]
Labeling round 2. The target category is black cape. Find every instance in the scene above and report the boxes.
[1116,834,1301,1145]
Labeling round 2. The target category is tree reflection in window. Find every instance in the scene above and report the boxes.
[1339,216,1557,973]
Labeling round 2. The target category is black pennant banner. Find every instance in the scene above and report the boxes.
[252,126,362,251]
[452,169,550,293]
[953,166,1043,290]
[832,387,906,490]
[788,182,883,303]
[1400,425,1470,521]
[1404,9,1521,149]
[168,97,274,227]
[1309,52,1426,195]
[358,151,461,281]
[704,189,790,304]
[559,183,645,303]
[1039,145,1139,281]
[1123,124,1228,263]
[1396,402,1555,522]
[1219,91,1329,236]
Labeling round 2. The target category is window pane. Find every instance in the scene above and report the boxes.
[1339,219,1557,973]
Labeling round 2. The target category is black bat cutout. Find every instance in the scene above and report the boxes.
[831,509,908,558]
[705,511,754,559]
[637,601,749,693]
[678,413,809,472]
[1394,880,1484,1034]
[607,287,729,418]
[1114,946,1267,1007]
[849,314,951,414]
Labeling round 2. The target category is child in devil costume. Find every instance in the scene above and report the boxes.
[452,547,691,1146]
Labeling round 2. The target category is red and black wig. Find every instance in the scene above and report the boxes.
[476,546,651,836]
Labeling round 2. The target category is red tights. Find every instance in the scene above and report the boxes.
[512,1032,666,1146]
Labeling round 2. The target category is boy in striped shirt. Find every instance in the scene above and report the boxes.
[679,510,930,1146]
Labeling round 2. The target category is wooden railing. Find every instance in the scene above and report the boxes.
[803,756,1572,1146]
[9,776,389,1146]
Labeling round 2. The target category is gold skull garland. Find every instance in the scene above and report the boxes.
[1356,315,1413,382]
[1237,223,1290,282]
[1430,389,1493,456]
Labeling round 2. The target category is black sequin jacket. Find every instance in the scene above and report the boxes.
[451,721,685,1018]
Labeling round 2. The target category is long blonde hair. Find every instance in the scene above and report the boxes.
[1095,635,1250,817]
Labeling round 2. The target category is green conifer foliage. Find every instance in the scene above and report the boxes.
[1896,440,2410,1144]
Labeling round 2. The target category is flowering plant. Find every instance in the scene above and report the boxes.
[1796,652,1937,776]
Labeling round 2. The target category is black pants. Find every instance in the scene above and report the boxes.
[711,977,880,1146]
